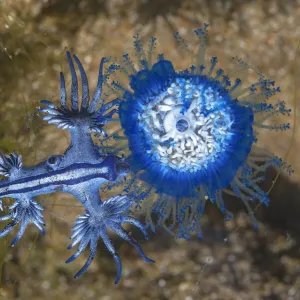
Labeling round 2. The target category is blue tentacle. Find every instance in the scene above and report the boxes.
[11,215,29,247]
[66,51,79,111]
[73,231,98,279]
[60,72,67,109]
[88,57,106,113]
[73,54,90,110]
[100,229,122,284]
[67,194,153,282]
[107,222,154,264]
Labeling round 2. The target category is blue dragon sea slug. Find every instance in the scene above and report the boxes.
[0,52,154,283]
[107,24,293,239]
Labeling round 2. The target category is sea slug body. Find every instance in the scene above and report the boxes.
[0,52,154,283]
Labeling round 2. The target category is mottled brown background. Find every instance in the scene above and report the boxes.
[0,0,300,299]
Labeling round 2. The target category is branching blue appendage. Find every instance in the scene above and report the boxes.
[39,52,119,136]
[0,152,22,178]
[0,198,45,246]
[67,195,154,283]
[0,152,45,245]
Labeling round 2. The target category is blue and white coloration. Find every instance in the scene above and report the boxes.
[108,24,293,239]
[0,52,154,283]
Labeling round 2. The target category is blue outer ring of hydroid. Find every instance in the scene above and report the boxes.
[119,60,254,198]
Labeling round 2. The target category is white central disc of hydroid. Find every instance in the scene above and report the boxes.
[137,78,234,172]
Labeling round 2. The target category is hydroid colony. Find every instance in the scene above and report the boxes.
[0,24,292,283]
[106,24,292,238]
